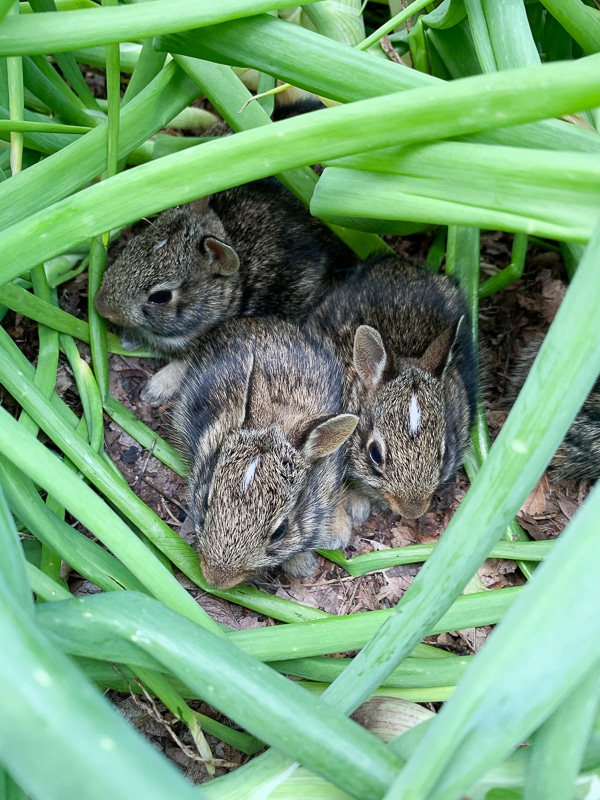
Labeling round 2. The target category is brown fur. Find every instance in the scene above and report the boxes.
[95,177,353,356]
[309,256,478,519]
[95,175,354,404]
[508,333,600,482]
[171,317,357,589]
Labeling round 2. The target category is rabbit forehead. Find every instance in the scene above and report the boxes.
[208,430,307,529]
[110,213,203,287]
[374,367,446,430]
[369,370,447,486]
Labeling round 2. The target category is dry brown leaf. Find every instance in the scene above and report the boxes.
[520,476,550,516]
[517,511,546,540]
[541,278,566,323]
[557,495,579,520]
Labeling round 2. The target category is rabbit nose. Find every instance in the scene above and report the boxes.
[200,555,248,590]
[383,491,432,520]
[94,293,130,326]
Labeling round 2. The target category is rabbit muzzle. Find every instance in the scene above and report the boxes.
[200,555,249,590]
[382,489,432,520]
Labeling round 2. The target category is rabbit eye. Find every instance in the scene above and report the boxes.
[270,520,288,544]
[367,439,385,474]
[147,289,173,305]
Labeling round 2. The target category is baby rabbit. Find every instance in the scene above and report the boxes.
[310,256,478,521]
[171,316,358,590]
[508,333,600,482]
[94,177,353,402]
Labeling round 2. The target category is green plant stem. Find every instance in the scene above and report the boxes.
[0,279,132,353]
[524,664,600,800]
[3,51,600,282]
[0,400,220,632]
[60,334,105,453]
[0,454,148,593]
[0,0,325,54]
[0,481,33,612]
[358,0,432,50]
[0,118,90,132]
[479,232,528,298]
[322,539,551,576]
[6,4,23,175]
[88,238,109,400]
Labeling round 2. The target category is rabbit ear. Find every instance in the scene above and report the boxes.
[418,316,464,378]
[302,413,358,461]
[189,195,212,215]
[241,354,274,427]
[236,352,256,428]
[354,325,387,388]
[203,237,240,276]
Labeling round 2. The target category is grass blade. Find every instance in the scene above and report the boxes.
[270,654,469,692]
[541,0,600,55]
[322,539,551,576]
[385,482,600,799]
[0,482,33,613]
[315,142,600,242]
[463,0,496,72]
[481,0,540,69]
[60,334,105,452]
[523,665,600,800]
[23,54,97,127]
[1,279,128,352]
[87,237,109,400]
[0,0,323,55]
[38,591,402,799]
[0,0,15,24]
[318,218,600,715]
[6,2,23,176]
[0,401,218,631]
[0,581,205,800]
[122,39,167,104]
[103,394,187,476]
[1,52,600,282]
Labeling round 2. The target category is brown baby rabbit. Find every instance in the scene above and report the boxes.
[310,255,478,521]
[171,316,358,589]
[95,177,353,402]
[508,333,600,482]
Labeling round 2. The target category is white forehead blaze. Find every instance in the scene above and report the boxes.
[409,393,421,435]
[240,456,260,494]
[153,237,169,251]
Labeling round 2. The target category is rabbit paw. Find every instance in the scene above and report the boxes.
[283,551,316,578]
[346,492,371,527]
[320,503,353,550]
[141,359,187,404]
